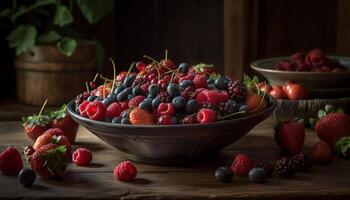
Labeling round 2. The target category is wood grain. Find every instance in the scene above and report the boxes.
[0,118,350,200]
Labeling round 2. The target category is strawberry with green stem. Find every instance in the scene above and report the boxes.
[334,137,350,159]
[23,99,50,141]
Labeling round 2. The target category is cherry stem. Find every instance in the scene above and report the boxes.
[165,49,168,61]
[125,62,135,79]
[36,99,48,120]
[221,110,246,120]
[100,74,113,82]
[102,80,107,99]
[170,69,178,83]
[143,55,159,64]
[85,82,90,93]
[109,58,117,93]
[92,73,99,82]
[251,87,267,113]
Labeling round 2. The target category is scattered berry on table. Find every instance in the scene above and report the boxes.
[18,168,36,187]
[292,153,312,172]
[72,148,93,166]
[230,153,254,176]
[113,161,137,181]
[215,167,233,183]
[275,157,296,178]
[0,147,23,175]
[248,167,267,183]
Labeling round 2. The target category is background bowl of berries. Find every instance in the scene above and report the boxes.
[68,54,276,165]
[251,49,350,90]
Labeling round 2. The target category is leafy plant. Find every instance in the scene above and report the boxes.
[0,0,115,68]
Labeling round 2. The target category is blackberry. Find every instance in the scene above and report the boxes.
[75,92,89,108]
[157,91,171,103]
[132,76,147,87]
[228,80,245,102]
[275,157,296,178]
[202,102,217,111]
[218,102,236,116]
[292,153,312,172]
[181,114,197,124]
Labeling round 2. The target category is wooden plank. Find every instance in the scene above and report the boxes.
[1,119,350,199]
[336,0,350,56]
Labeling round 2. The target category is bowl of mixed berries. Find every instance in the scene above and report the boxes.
[68,53,276,165]
[251,49,350,90]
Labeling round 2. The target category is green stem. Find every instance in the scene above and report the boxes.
[36,99,48,120]
[85,82,90,93]
[109,58,117,93]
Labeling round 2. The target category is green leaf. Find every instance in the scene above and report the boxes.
[95,41,106,72]
[77,0,115,24]
[7,25,37,55]
[334,137,350,157]
[317,110,327,119]
[56,37,77,57]
[37,30,61,43]
[253,76,259,84]
[324,104,335,113]
[54,5,73,27]
[309,118,318,129]
[0,9,11,17]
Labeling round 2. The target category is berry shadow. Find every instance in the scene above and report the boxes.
[73,141,108,152]
[84,163,105,168]
[131,178,152,185]
[28,184,49,191]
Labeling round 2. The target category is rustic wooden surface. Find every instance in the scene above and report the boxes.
[0,118,350,199]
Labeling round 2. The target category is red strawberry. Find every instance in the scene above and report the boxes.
[106,103,122,118]
[22,101,50,141]
[34,128,71,153]
[193,74,208,89]
[128,96,145,109]
[50,105,79,143]
[231,153,254,176]
[197,108,216,124]
[0,147,23,175]
[275,121,305,156]
[30,144,68,179]
[315,113,350,147]
[86,101,107,121]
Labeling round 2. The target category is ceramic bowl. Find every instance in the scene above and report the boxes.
[67,98,276,165]
[251,56,350,89]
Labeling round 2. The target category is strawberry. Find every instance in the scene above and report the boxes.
[275,121,305,156]
[30,144,68,179]
[0,147,23,175]
[193,74,208,89]
[49,105,79,144]
[310,141,333,163]
[231,153,254,176]
[315,112,350,147]
[22,100,50,141]
[34,128,71,153]
[334,137,350,159]
[129,108,155,125]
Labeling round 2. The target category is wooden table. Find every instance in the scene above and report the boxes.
[1,118,349,200]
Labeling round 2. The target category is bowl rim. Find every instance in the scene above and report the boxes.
[67,96,277,129]
[250,56,350,75]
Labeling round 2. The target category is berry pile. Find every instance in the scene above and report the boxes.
[274,49,348,72]
[75,54,269,125]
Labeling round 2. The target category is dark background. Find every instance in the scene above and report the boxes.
[1,0,349,99]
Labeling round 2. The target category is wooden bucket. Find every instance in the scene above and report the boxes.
[15,41,95,106]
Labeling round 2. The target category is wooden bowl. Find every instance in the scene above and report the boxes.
[67,98,277,165]
[251,56,350,89]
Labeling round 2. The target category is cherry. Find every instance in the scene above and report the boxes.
[157,115,173,125]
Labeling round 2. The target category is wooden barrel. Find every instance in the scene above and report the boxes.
[15,41,95,106]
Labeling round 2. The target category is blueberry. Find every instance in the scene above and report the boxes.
[114,85,125,95]
[132,86,144,96]
[248,167,267,183]
[172,96,186,110]
[112,117,122,124]
[214,76,229,90]
[179,80,193,89]
[123,87,133,95]
[178,63,189,73]
[123,74,136,87]
[18,168,36,187]
[121,118,131,124]
[185,99,200,114]
[167,83,179,97]
[147,93,155,99]
[117,91,128,102]
[87,95,98,102]
[102,98,114,106]
[239,105,248,112]
[121,110,129,119]
[128,94,134,100]
[139,99,153,112]
[215,167,233,183]
[152,97,162,109]
[108,94,118,102]
[172,116,179,124]
[95,97,103,102]
[148,84,160,97]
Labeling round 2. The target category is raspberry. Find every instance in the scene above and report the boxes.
[157,115,173,125]
[0,147,23,175]
[204,90,222,105]
[140,83,150,93]
[106,103,122,118]
[79,101,90,117]
[195,89,207,104]
[86,101,107,121]
[179,73,195,83]
[231,153,254,176]
[157,103,175,116]
[305,49,326,66]
[113,161,137,181]
[193,74,207,89]
[128,96,145,109]
[197,108,216,124]
[72,148,93,166]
